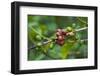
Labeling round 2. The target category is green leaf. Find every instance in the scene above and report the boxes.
[60,43,74,59]
[49,44,61,59]
[35,54,45,60]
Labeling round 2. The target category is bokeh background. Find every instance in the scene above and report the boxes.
[28,15,88,60]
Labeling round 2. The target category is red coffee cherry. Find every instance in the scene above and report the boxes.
[56,39,64,46]
[61,29,67,35]
[56,29,66,46]
[60,40,65,45]
[58,36,64,40]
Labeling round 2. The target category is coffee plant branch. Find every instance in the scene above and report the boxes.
[75,27,88,32]
[28,40,53,50]
[28,27,88,50]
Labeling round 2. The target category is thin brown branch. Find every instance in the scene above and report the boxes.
[28,40,53,50]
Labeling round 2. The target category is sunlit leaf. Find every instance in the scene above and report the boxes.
[60,43,74,59]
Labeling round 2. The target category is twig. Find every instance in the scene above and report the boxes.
[75,27,88,32]
[81,39,88,42]
[28,40,53,50]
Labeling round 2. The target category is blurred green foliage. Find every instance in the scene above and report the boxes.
[28,15,88,60]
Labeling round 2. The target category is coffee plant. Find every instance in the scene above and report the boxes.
[28,15,88,60]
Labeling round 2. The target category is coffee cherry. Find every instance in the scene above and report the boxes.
[56,32,61,36]
[37,43,42,46]
[60,40,65,45]
[36,35,42,40]
[36,47,39,50]
[50,43,54,49]
[67,32,75,36]
[61,29,66,36]
[62,29,67,35]
[58,36,64,40]
[56,39,64,46]
[66,27,73,32]
[56,29,67,36]
[55,28,66,46]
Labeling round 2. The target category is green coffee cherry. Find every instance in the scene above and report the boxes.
[50,43,54,49]
[36,47,39,50]
[36,35,42,40]
[37,42,42,46]
[66,27,73,32]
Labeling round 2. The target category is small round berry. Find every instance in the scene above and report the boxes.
[66,32,69,36]
[58,36,64,41]
[66,27,73,32]
[55,28,67,46]
[57,29,62,32]
[50,43,54,49]
[37,43,42,46]
[68,32,75,36]
[36,47,39,50]
[56,32,61,36]
[60,40,64,45]
[58,40,64,46]
[36,35,41,40]
[62,31,67,35]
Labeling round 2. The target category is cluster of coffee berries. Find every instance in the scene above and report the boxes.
[55,27,75,46]
[66,27,75,36]
[56,29,67,46]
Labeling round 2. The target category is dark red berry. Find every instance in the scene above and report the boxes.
[58,36,64,40]
[56,40,64,46]
[60,40,64,45]
[55,28,67,46]
[62,31,67,35]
